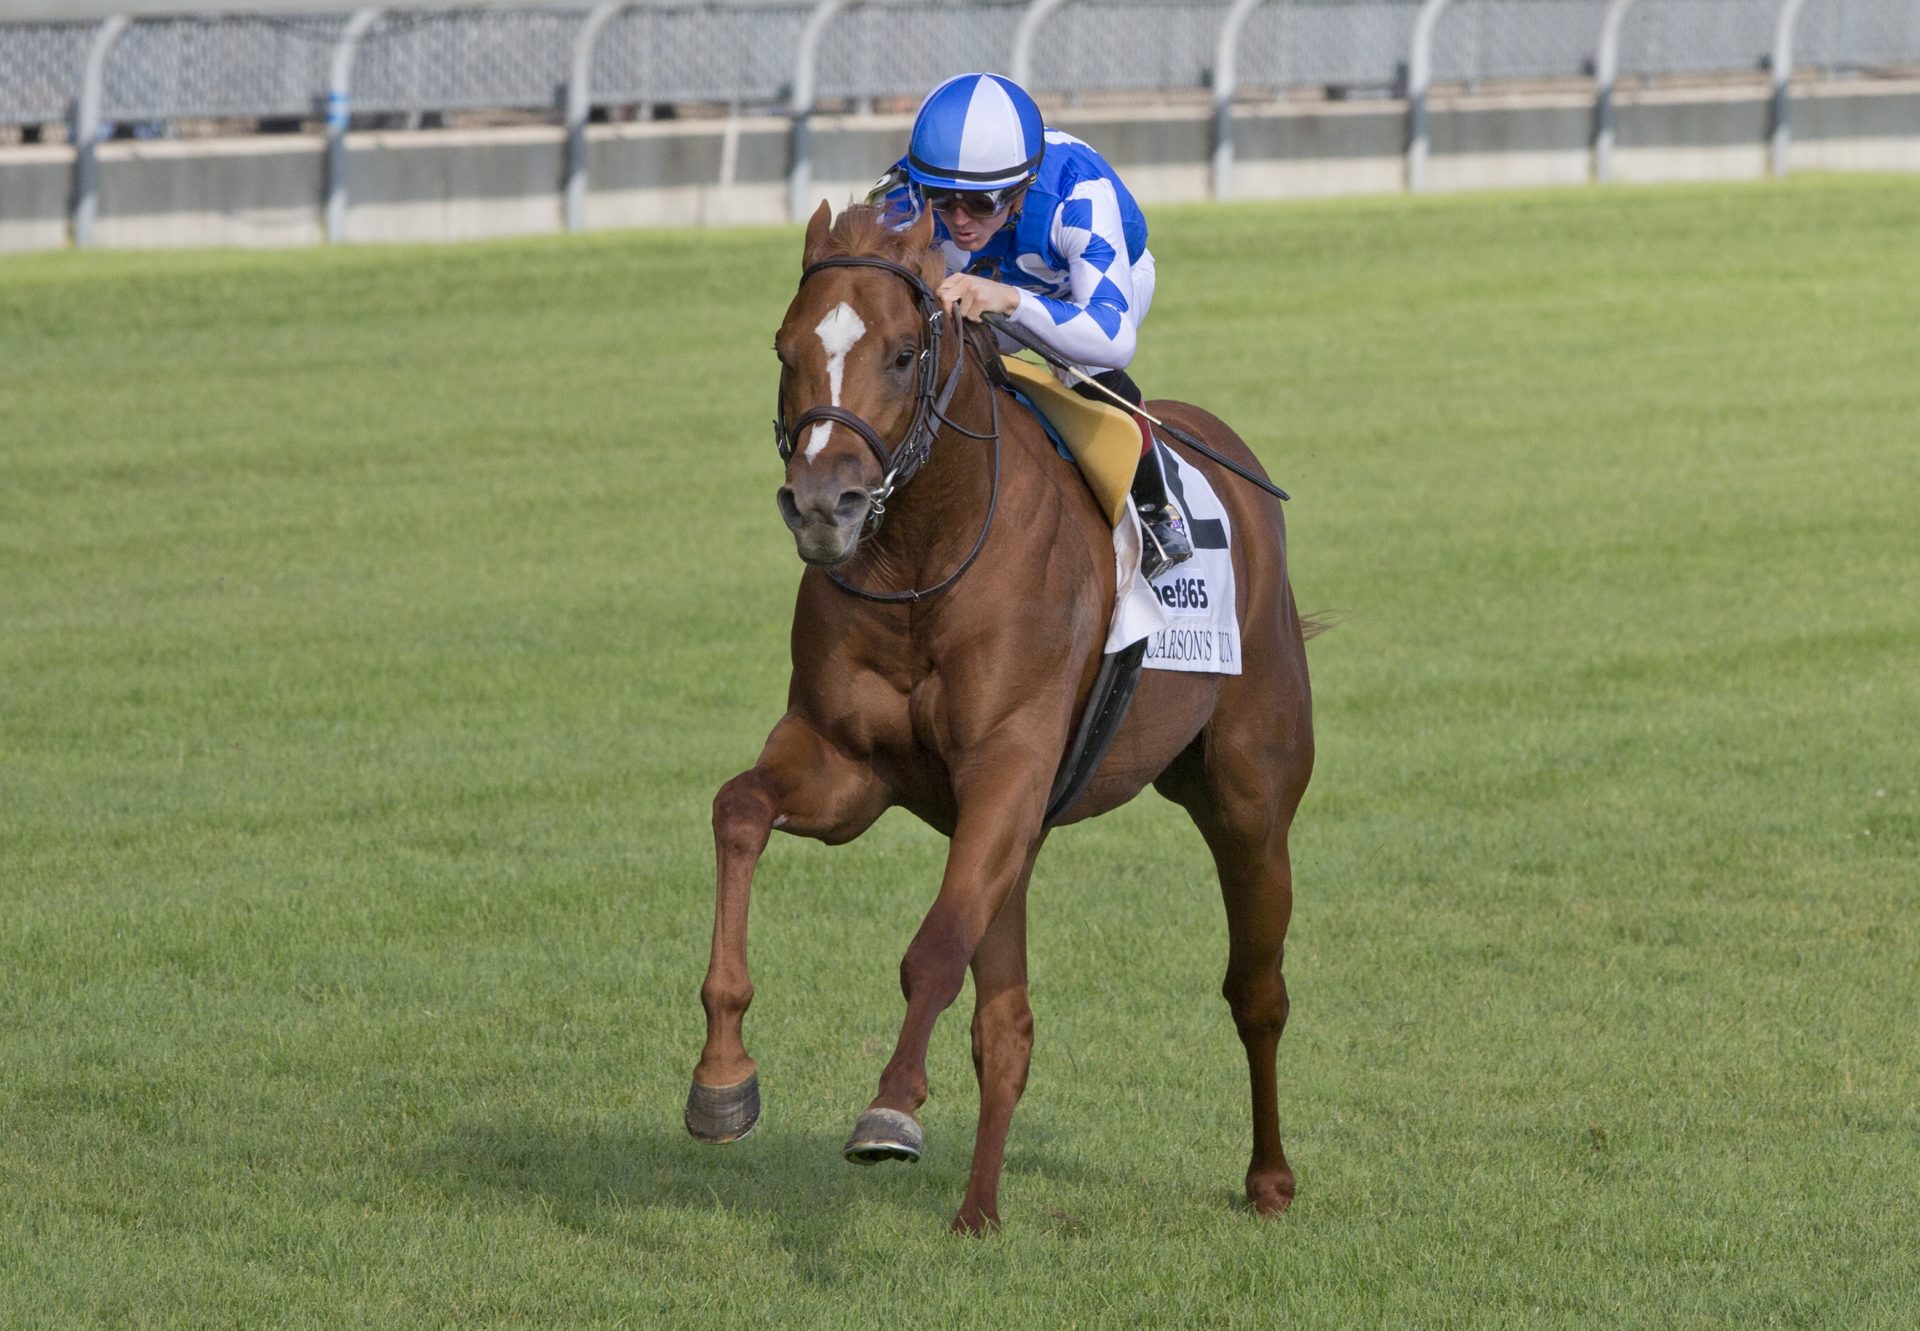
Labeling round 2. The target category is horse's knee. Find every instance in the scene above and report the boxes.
[900,929,970,1012]
[996,1007,1035,1089]
[1222,963,1288,1041]
[971,998,1034,1091]
[713,771,777,859]
[974,996,1033,1059]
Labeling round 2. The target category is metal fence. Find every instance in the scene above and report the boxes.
[4,0,1917,245]
[5,0,1918,129]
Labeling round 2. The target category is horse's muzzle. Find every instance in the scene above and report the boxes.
[777,482,872,565]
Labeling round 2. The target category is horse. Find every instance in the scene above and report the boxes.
[685,200,1315,1234]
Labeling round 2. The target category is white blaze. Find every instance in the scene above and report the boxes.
[804,300,866,462]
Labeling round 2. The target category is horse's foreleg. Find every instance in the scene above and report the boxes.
[844,764,1049,1167]
[686,766,776,1141]
[688,714,886,1144]
[952,853,1037,1235]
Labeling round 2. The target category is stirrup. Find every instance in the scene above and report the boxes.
[1139,507,1193,582]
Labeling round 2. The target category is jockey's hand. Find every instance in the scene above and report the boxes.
[938,273,1021,323]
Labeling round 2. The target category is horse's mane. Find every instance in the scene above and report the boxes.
[816,203,944,289]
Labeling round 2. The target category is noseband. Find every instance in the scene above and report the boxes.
[773,255,974,534]
[772,251,1004,604]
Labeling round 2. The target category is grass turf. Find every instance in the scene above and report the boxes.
[2,175,1916,1328]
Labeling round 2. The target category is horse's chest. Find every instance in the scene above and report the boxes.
[906,675,950,758]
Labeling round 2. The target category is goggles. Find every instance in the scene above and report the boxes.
[919,182,1025,220]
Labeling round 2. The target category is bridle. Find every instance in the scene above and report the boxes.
[773,254,1001,603]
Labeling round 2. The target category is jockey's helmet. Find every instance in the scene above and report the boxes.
[906,73,1045,193]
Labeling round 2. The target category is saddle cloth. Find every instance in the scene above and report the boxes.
[1115,448,1241,675]
[998,356,1242,677]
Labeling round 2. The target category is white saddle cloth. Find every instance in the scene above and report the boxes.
[1106,447,1242,676]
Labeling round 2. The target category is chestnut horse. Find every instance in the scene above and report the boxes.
[686,202,1314,1233]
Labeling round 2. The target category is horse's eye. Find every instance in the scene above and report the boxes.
[893,347,916,369]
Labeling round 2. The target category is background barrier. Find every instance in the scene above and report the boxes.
[3,0,1917,251]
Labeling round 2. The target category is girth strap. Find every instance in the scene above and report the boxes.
[1043,638,1149,827]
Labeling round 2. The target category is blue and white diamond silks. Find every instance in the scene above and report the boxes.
[881,128,1155,373]
[1003,173,1150,370]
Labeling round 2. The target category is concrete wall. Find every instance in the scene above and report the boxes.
[90,134,324,248]
[4,79,1917,254]
[0,143,71,253]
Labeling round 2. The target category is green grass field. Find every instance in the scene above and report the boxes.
[3,176,1917,1328]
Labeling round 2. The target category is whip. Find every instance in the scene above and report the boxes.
[980,311,1291,502]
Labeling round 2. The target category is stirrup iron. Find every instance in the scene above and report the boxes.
[1132,438,1193,581]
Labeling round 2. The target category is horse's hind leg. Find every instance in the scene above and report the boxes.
[1212,823,1298,1215]
[688,713,887,1143]
[1159,741,1310,1216]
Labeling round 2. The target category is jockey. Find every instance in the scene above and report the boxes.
[869,72,1193,579]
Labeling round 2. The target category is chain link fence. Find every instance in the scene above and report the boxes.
[1025,2,1227,97]
[1,19,95,126]
[3,0,1918,132]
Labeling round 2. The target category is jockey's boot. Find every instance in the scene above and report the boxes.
[1132,437,1193,582]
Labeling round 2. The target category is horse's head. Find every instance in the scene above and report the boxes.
[772,201,943,566]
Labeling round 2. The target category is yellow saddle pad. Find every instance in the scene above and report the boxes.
[1000,355,1140,529]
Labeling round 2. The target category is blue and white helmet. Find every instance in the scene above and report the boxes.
[906,73,1045,192]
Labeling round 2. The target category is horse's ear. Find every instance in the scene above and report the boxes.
[802,201,833,268]
[907,203,935,253]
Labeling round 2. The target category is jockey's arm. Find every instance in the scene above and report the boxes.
[997,179,1140,371]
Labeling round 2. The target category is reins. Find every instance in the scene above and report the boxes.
[775,255,1003,604]
[981,311,1292,504]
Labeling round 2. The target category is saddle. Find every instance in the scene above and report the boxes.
[996,355,1142,529]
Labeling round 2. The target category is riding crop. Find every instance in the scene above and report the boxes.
[980,311,1290,502]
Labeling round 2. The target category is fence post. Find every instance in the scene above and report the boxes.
[1406,0,1455,193]
[1010,0,1075,89]
[1210,0,1270,201]
[789,0,859,224]
[1592,0,1640,183]
[565,1,627,233]
[72,15,130,249]
[325,7,382,244]
[1770,0,1814,178]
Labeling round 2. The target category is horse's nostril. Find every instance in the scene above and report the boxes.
[835,489,872,523]
[776,487,803,530]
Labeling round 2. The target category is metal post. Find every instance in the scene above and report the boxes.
[1010,0,1075,90]
[1592,0,1640,183]
[565,1,626,233]
[1210,0,1270,201]
[325,8,382,245]
[1406,0,1456,193]
[789,0,859,224]
[72,15,130,249]
[1770,0,1814,179]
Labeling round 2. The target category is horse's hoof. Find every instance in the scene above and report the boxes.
[1246,1170,1296,1217]
[685,1072,760,1143]
[950,1207,1001,1236]
[842,1107,922,1164]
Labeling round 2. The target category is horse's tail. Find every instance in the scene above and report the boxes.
[1300,612,1338,641]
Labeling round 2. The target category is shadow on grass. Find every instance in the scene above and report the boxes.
[409,1113,1031,1273]
[410,1106,1118,1274]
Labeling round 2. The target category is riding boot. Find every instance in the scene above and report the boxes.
[1132,437,1193,582]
